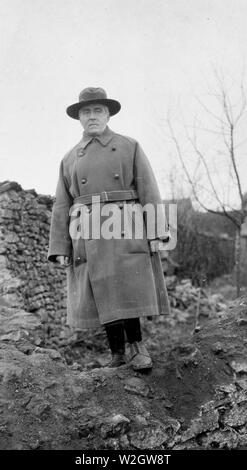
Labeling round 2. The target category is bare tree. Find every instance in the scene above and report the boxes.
[167,70,247,296]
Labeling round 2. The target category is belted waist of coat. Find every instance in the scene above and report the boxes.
[73,190,138,205]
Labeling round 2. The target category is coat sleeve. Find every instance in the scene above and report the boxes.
[47,159,73,263]
[133,142,170,241]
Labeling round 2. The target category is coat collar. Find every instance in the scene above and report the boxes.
[80,126,115,149]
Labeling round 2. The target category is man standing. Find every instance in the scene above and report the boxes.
[48,87,170,370]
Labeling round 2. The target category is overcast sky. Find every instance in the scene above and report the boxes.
[1,0,247,206]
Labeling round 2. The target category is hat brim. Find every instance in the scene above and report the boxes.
[66,98,121,119]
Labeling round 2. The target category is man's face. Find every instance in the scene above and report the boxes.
[79,104,110,135]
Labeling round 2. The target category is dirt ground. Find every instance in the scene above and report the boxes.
[1,275,247,450]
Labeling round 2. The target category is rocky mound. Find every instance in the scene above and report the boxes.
[1,296,247,450]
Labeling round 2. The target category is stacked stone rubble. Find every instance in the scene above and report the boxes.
[0,181,67,349]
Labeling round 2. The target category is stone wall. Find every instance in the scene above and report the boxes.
[0,181,68,349]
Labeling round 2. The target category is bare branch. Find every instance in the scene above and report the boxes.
[221,87,234,126]
[167,117,240,227]
[229,124,244,209]
[235,82,247,124]
[221,119,231,152]
[187,133,227,211]
[195,95,228,127]
[186,124,230,136]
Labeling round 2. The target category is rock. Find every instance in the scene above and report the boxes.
[1,331,24,342]
[236,379,247,391]
[124,377,150,397]
[71,385,84,399]
[212,342,224,354]
[200,428,241,450]
[132,415,148,428]
[55,408,71,419]
[177,343,195,355]
[19,393,34,408]
[100,414,130,438]
[78,404,105,419]
[180,408,219,442]
[163,399,173,409]
[29,440,41,450]
[104,438,121,450]
[71,362,83,370]
[221,404,247,427]
[231,361,247,374]
[119,434,131,448]
[129,418,180,449]
[26,397,51,418]
[77,371,95,388]
[33,347,63,361]
[0,362,24,383]
[237,318,247,326]
[216,383,236,394]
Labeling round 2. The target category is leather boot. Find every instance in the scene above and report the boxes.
[104,321,126,368]
[107,352,126,367]
[128,341,153,371]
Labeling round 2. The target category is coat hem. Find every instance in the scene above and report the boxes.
[66,306,161,330]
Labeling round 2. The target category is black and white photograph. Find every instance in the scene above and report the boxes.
[0,0,247,460]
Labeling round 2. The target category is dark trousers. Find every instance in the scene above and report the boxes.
[104,318,142,354]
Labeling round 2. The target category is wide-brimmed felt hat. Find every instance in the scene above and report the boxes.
[66,87,121,119]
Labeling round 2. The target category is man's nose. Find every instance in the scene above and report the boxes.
[88,111,97,118]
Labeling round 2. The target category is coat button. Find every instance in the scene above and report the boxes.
[121,230,125,236]
[114,173,120,179]
[112,147,116,151]
[81,178,87,184]
[119,203,124,209]
[78,150,85,157]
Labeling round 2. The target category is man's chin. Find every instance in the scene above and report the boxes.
[86,126,105,136]
[87,130,99,136]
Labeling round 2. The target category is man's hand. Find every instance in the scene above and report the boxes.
[56,255,71,266]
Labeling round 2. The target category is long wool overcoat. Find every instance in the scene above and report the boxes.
[48,126,170,329]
